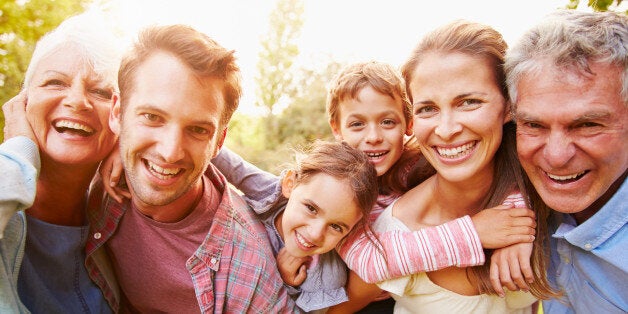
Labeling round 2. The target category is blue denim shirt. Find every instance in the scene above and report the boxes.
[543,177,627,313]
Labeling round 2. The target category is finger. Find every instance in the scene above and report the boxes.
[511,216,536,229]
[509,207,535,219]
[104,181,124,203]
[519,252,534,285]
[293,264,308,286]
[490,258,505,297]
[508,255,529,292]
[499,257,518,292]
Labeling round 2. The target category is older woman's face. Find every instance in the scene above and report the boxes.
[25,45,117,166]
[409,51,508,184]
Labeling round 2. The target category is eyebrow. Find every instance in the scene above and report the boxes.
[134,105,217,127]
[304,198,351,230]
[413,92,486,106]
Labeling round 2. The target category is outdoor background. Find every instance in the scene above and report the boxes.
[1,0,626,174]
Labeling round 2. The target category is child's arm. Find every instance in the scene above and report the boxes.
[211,146,282,214]
[326,270,383,313]
[0,92,40,238]
[338,206,536,283]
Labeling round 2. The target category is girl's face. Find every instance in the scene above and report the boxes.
[277,172,363,257]
[26,45,117,166]
[409,52,509,183]
[331,86,412,177]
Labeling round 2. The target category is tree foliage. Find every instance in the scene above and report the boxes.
[255,0,304,149]
[0,0,90,142]
[567,0,627,13]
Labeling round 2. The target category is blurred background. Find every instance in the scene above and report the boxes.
[1,0,625,173]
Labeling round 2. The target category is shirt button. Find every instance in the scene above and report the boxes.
[210,258,217,264]
[584,243,592,250]
[93,232,102,239]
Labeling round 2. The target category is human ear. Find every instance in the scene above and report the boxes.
[330,121,343,141]
[281,170,296,198]
[109,95,121,136]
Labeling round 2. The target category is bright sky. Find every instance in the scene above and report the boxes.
[95,0,591,115]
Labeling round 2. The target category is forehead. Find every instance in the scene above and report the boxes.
[338,86,403,119]
[32,46,100,80]
[126,51,225,121]
[516,62,625,121]
[410,52,498,95]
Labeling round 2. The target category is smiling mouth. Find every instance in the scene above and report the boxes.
[364,151,388,160]
[545,170,588,183]
[144,159,182,180]
[295,232,314,248]
[53,120,94,136]
[436,141,477,159]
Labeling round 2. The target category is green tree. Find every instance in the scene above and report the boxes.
[275,61,344,148]
[567,0,627,13]
[255,0,304,149]
[0,0,90,142]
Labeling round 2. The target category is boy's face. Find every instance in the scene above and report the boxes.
[331,86,411,176]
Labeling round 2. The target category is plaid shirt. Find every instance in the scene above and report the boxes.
[85,164,299,313]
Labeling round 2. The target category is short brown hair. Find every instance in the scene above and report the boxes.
[118,24,242,127]
[326,61,411,128]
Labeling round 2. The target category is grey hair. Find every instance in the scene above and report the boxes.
[22,10,122,92]
[505,9,628,109]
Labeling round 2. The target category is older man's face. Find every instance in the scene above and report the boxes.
[515,61,628,218]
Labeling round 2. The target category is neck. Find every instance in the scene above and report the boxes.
[430,166,495,218]
[572,169,627,224]
[27,156,99,226]
[134,179,204,223]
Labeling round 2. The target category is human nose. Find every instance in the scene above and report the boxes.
[543,130,575,168]
[434,111,462,140]
[63,84,93,111]
[365,125,383,144]
[308,221,326,244]
[157,127,185,163]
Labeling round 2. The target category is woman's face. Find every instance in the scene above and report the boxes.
[409,51,508,183]
[25,44,117,166]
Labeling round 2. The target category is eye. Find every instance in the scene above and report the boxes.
[523,121,543,129]
[575,121,602,128]
[142,113,160,122]
[329,223,344,233]
[348,121,364,128]
[381,119,397,127]
[460,98,483,109]
[42,79,66,87]
[305,204,317,214]
[91,88,113,100]
[415,105,438,117]
[188,126,209,135]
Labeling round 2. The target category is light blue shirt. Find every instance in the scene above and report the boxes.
[543,177,627,313]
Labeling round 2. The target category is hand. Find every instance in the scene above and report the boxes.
[276,247,311,287]
[98,143,130,203]
[2,91,34,142]
[472,205,536,249]
[490,242,534,297]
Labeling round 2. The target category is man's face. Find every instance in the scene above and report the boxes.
[110,51,226,217]
[515,61,628,216]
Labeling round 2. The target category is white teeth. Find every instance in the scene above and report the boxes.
[547,171,585,181]
[54,120,94,133]
[365,151,387,158]
[436,142,476,158]
[296,232,314,248]
[146,160,181,179]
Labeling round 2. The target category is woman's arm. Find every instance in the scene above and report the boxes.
[211,146,282,214]
[338,206,537,283]
[0,92,40,238]
[0,137,40,238]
